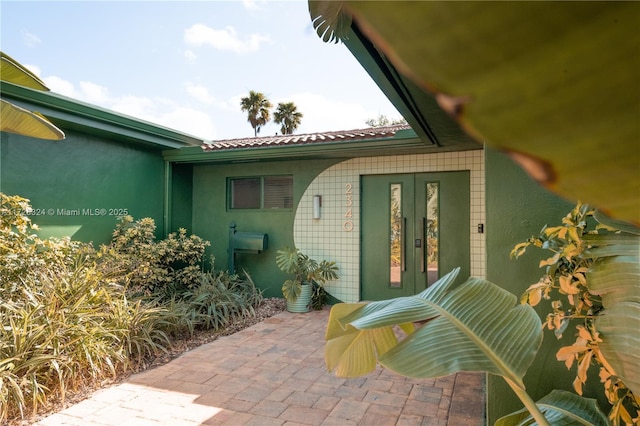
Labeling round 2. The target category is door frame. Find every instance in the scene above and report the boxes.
[290,149,484,304]
[360,171,470,301]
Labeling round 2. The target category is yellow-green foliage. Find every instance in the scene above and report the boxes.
[513,203,640,425]
[0,194,263,422]
[105,215,211,296]
[0,194,172,420]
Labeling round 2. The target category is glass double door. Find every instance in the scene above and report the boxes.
[361,172,470,300]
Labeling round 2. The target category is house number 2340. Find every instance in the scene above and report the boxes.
[343,183,354,232]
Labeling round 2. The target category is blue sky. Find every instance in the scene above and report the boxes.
[1,0,401,140]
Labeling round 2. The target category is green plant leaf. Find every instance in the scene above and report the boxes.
[275,247,300,275]
[588,255,640,396]
[588,255,640,305]
[1,52,49,91]
[0,100,65,141]
[596,301,640,396]
[584,217,640,396]
[583,234,640,259]
[325,268,543,391]
[593,211,640,236]
[308,0,352,43]
[1,52,65,141]
[310,2,640,224]
[325,302,402,377]
[281,278,301,302]
[495,389,609,426]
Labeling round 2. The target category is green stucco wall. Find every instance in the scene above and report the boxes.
[191,159,339,298]
[170,163,194,233]
[1,130,165,245]
[485,147,607,422]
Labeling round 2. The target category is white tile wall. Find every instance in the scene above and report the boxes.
[293,149,485,303]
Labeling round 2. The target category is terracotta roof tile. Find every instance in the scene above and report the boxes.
[202,124,411,151]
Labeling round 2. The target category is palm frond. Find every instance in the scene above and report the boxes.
[308,0,352,44]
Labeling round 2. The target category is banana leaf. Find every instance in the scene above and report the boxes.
[325,302,404,378]
[1,52,49,91]
[0,100,65,141]
[588,254,640,396]
[584,214,640,394]
[1,51,65,141]
[325,268,543,391]
[495,390,609,426]
[308,1,640,224]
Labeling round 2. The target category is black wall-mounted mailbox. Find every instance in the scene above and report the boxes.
[233,232,268,253]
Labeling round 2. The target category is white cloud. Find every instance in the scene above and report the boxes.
[109,96,218,139]
[183,49,197,63]
[39,74,215,139]
[79,81,110,104]
[161,107,217,139]
[23,63,41,77]
[185,82,236,112]
[44,76,110,106]
[44,75,77,98]
[185,82,216,104]
[285,92,382,133]
[184,23,270,54]
[111,95,155,119]
[242,0,265,11]
[22,31,41,48]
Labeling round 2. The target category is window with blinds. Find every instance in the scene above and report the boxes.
[229,176,293,210]
[264,176,293,209]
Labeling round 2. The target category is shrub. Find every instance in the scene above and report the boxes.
[0,194,268,422]
[183,268,263,331]
[513,203,639,424]
[0,260,171,421]
[105,216,210,296]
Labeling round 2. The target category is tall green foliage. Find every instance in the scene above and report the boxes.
[183,269,263,330]
[0,195,171,420]
[1,193,266,422]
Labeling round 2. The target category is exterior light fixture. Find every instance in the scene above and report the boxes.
[313,195,322,219]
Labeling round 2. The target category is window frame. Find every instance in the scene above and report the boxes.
[227,175,294,211]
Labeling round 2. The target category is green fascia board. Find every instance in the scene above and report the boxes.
[0,81,202,149]
[343,23,480,151]
[162,128,480,164]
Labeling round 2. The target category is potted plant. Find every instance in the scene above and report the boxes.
[275,247,339,312]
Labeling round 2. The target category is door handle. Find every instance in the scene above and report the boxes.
[402,217,407,272]
[421,217,426,273]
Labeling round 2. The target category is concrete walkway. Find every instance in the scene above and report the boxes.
[36,308,485,425]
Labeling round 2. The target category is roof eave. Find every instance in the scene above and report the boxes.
[0,81,203,150]
[342,22,480,151]
[163,129,480,164]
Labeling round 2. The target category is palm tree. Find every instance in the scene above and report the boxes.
[240,90,272,137]
[273,102,303,135]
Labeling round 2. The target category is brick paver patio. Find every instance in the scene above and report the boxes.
[36,308,485,425]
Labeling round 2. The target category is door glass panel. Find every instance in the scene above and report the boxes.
[426,182,439,285]
[390,183,402,288]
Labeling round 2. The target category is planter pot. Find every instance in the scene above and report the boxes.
[287,283,312,313]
